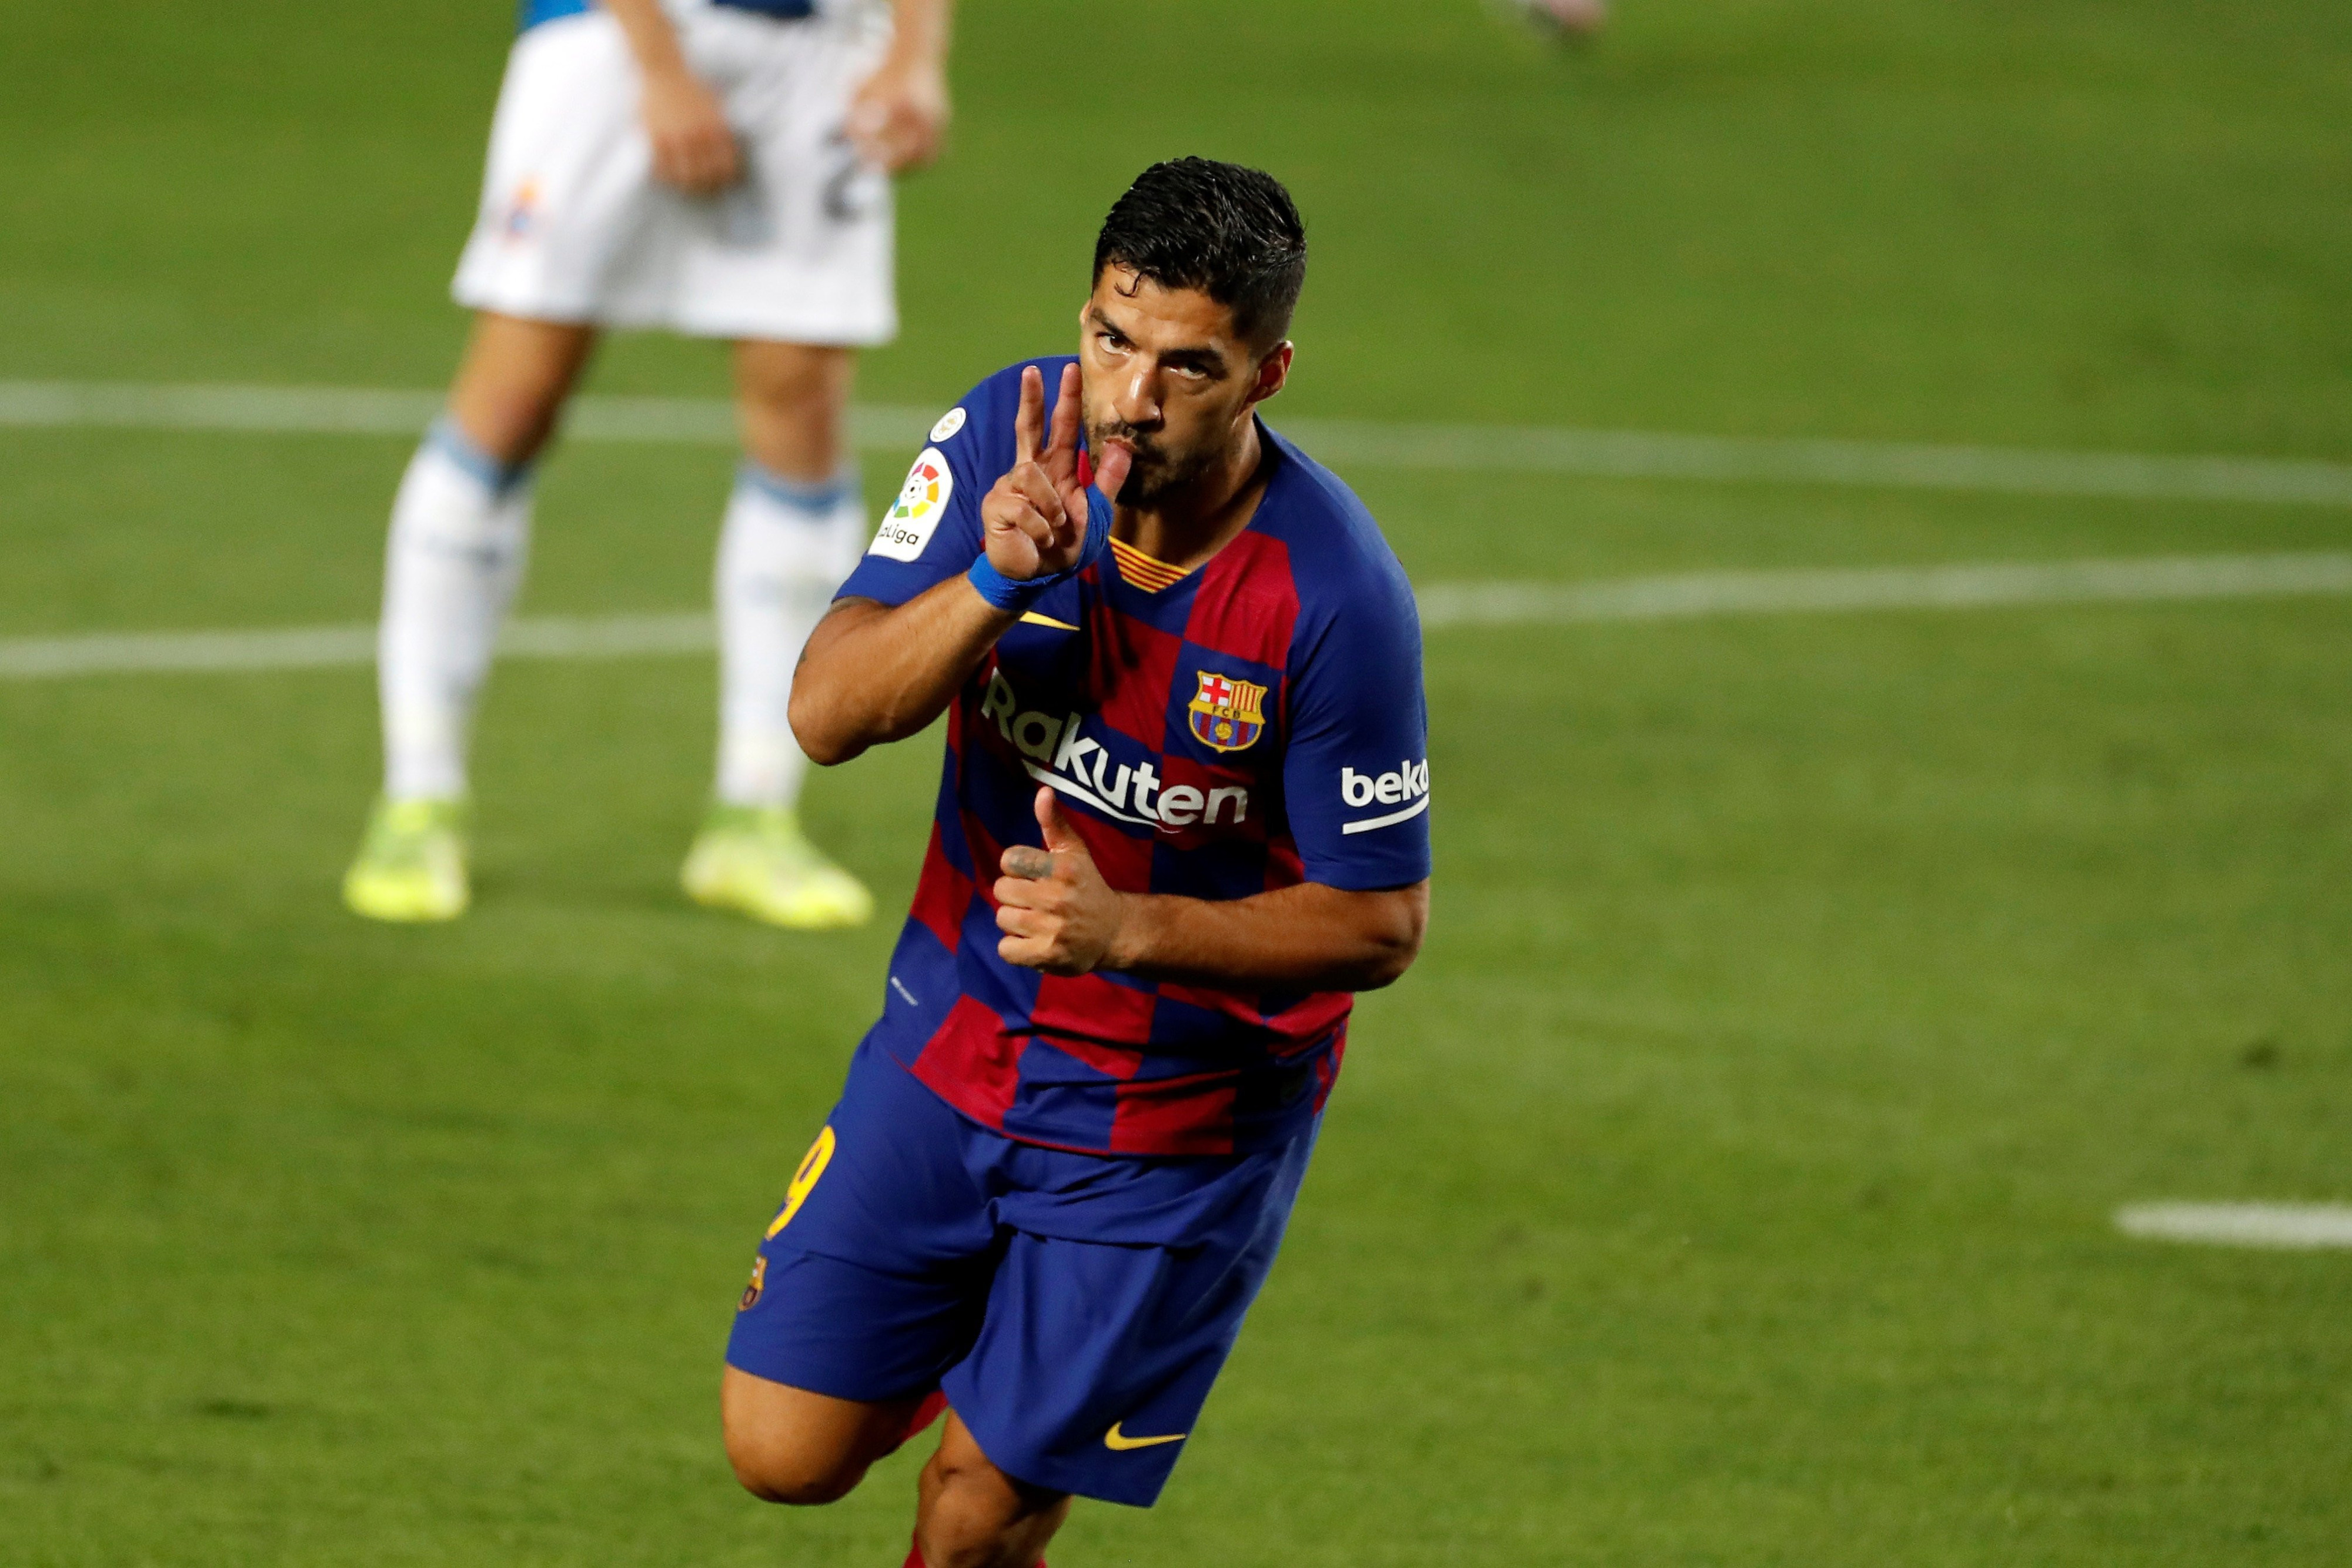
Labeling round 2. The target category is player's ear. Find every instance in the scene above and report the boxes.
[1245,342,1292,408]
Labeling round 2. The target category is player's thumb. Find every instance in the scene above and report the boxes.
[1034,787,1085,864]
[1093,442,1133,501]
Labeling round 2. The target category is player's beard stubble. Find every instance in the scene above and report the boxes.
[1086,419,1215,510]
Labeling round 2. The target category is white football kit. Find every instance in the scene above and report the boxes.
[452,0,897,345]
[352,0,898,928]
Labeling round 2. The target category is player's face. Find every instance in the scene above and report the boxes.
[1078,269,1288,507]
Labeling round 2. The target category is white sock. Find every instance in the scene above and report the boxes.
[714,462,864,810]
[377,421,534,802]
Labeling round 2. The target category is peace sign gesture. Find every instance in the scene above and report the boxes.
[979,363,1132,584]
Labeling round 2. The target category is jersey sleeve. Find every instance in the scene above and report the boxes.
[834,375,1010,608]
[1281,562,1433,891]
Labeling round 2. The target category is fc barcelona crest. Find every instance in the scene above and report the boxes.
[1187,670,1267,753]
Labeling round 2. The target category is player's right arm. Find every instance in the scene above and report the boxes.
[603,0,741,193]
[789,584,1012,765]
[791,365,1130,765]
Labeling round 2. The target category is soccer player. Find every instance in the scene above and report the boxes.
[720,159,1434,1567]
[342,0,953,927]
[1509,0,1607,41]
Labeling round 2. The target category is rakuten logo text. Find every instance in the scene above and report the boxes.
[980,668,1248,831]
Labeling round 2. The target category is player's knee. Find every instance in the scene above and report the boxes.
[737,341,844,397]
[917,1448,1069,1568]
[723,1423,869,1506]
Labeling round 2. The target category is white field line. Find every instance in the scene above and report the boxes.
[1414,552,2352,628]
[0,614,713,680]
[0,379,931,452]
[4,554,2347,682]
[5,379,2351,507]
[2116,1203,2352,1251]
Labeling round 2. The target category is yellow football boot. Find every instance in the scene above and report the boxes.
[342,797,469,922]
[681,805,873,930]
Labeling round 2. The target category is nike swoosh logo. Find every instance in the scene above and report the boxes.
[1104,1422,1187,1452]
[1018,611,1081,631]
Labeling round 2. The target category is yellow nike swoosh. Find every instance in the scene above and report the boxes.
[1018,611,1081,631]
[1104,1422,1187,1452]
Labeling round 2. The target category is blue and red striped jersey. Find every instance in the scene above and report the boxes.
[837,358,1432,1157]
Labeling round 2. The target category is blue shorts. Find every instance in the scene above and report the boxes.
[725,1038,1318,1507]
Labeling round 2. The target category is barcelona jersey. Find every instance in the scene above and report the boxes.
[837,357,1432,1158]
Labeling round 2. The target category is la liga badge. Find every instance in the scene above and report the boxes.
[867,446,954,561]
[1187,670,1268,753]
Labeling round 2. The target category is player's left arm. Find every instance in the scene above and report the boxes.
[995,791,1428,991]
[846,0,954,173]
[604,0,741,193]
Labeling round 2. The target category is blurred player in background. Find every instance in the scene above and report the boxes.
[720,159,1432,1568]
[343,0,953,927]
[1508,0,1606,42]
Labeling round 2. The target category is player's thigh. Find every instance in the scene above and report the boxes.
[726,1044,1000,1399]
[709,14,887,244]
[664,15,896,346]
[721,1363,926,1505]
[446,313,599,465]
[943,1221,1292,1509]
[453,14,662,320]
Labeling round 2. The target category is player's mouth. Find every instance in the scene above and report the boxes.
[1093,434,1168,493]
[1093,431,1155,466]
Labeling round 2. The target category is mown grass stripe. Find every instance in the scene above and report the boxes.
[5,554,2347,681]
[5,380,2349,507]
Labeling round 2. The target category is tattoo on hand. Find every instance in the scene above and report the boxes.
[1002,847,1054,879]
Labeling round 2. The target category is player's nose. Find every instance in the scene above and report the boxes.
[1114,366,1161,426]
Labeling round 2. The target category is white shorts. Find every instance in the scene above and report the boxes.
[452,5,896,345]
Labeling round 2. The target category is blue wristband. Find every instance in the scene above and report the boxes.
[967,486,1114,612]
[968,553,1056,612]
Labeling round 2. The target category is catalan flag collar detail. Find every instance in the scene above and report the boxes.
[1107,536,1190,594]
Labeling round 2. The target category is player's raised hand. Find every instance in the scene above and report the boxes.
[979,365,1132,584]
[995,788,1128,975]
[639,66,741,193]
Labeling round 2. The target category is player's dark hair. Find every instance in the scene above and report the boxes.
[1093,159,1308,351]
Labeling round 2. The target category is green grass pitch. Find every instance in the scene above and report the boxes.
[4,1,2350,1562]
